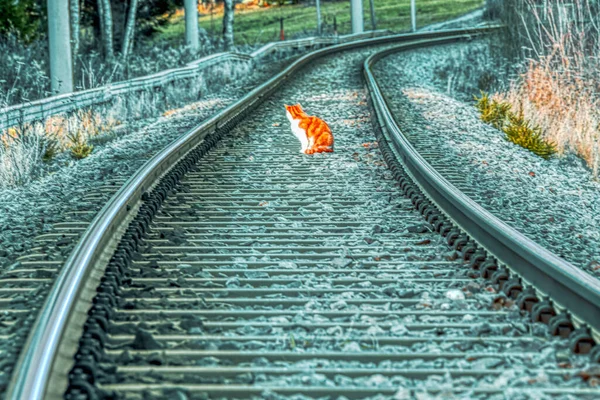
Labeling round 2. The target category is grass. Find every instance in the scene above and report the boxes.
[494,0,600,178]
[0,60,252,189]
[158,0,485,45]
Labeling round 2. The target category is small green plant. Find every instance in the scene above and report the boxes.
[67,130,94,160]
[475,92,557,159]
[41,139,60,162]
[475,91,512,129]
[503,112,557,159]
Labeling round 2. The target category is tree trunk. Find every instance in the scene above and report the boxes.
[121,0,139,59]
[97,0,105,47]
[70,0,79,60]
[98,0,114,60]
[223,0,234,50]
[368,0,376,30]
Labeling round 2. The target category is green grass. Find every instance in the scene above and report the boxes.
[158,0,484,45]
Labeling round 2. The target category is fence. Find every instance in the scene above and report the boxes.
[0,30,388,132]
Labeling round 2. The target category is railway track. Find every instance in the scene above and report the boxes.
[5,27,600,399]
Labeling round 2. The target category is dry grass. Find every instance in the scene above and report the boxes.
[0,109,120,187]
[0,124,45,187]
[498,63,600,176]
[0,60,252,189]
[497,0,600,178]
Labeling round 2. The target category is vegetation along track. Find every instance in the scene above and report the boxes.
[7,27,600,400]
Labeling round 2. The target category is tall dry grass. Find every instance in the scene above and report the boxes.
[498,0,600,177]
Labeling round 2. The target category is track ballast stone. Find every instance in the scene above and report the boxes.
[373,41,600,278]
[72,45,600,400]
[0,58,296,397]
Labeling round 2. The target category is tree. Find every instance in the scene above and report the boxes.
[0,0,40,40]
[97,0,114,60]
[70,0,80,58]
[223,0,234,50]
[121,0,139,59]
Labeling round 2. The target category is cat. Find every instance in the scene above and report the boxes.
[285,103,334,154]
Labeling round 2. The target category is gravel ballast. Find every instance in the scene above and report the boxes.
[83,42,599,399]
[373,41,600,277]
[0,56,298,395]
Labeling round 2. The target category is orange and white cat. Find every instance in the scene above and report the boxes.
[285,104,334,154]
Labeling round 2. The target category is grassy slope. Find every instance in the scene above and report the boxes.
[159,0,484,45]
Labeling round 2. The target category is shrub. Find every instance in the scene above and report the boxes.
[503,112,557,159]
[475,92,557,160]
[67,131,94,160]
[475,92,511,129]
[0,0,40,40]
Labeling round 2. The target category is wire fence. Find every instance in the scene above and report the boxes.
[209,0,484,42]
[0,0,484,132]
[0,30,388,133]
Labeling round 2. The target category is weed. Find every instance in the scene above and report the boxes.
[475,92,511,129]
[0,124,44,188]
[67,130,94,160]
[41,138,60,162]
[475,92,557,159]
[502,112,557,159]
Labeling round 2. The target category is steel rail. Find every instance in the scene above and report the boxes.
[5,26,500,400]
[364,39,600,335]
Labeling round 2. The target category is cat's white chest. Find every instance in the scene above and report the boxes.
[286,113,308,152]
[290,119,306,140]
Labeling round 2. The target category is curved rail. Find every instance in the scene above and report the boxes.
[364,42,600,333]
[6,27,499,400]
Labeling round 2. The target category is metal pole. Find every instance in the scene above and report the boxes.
[369,0,376,30]
[280,17,285,41]
[350,0,364,33]
[316,0,322,35]
[411,0,417,32]
[184,0,200,51]
[47,0,73,94]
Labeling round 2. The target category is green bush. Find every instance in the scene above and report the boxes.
[475,92,557,159]
[503,112,557,159]
[67,131,94,160]
[0,0,41,40]
[475,92,511,129]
